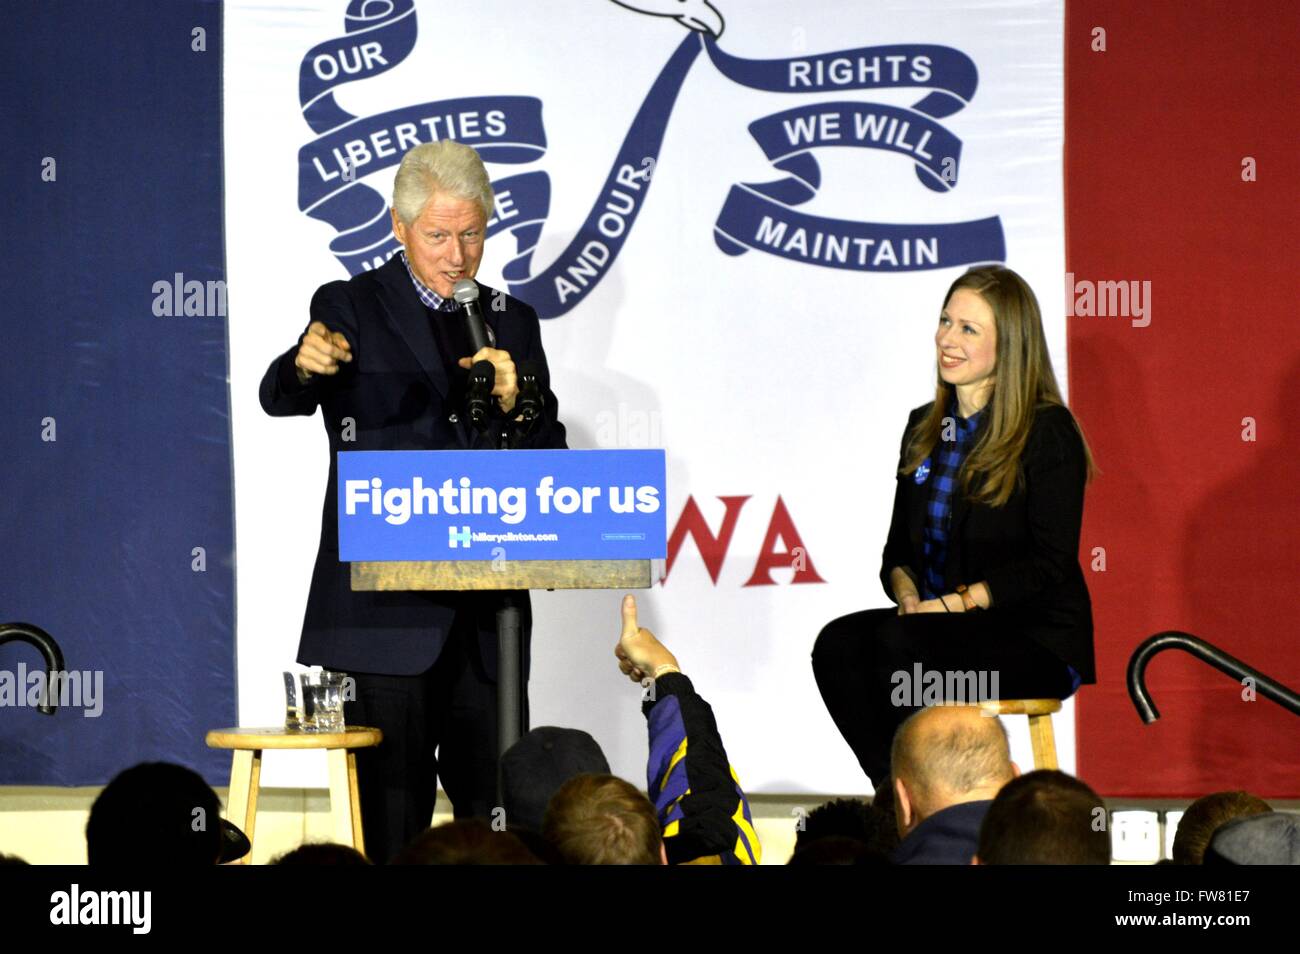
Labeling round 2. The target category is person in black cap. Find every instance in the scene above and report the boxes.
[497,595,760,865]
[500,726,611,835]
[86,762,250,865]
[1204,812,1300,865]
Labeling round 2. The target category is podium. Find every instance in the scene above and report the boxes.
[340,446,666,804]
[350,558,653,799]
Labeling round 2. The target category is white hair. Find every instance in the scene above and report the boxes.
[392,140,494,225]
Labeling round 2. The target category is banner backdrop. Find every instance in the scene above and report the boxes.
[1,0,233,786]
[225,0,1068,793]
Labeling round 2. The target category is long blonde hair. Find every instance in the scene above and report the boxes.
[901,266,1097,507]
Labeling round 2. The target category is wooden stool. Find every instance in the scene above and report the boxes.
[977,699,1062,770]
[205,726,382,864]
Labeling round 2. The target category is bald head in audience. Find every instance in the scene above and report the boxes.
[891,705,1019,839]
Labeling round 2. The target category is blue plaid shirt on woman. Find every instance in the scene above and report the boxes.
[920,397,983,600]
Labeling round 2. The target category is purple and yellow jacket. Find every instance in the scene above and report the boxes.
[644,672,761,865]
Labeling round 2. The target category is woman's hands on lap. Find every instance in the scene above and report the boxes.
[897,594,921,615]
[912,597,951,614]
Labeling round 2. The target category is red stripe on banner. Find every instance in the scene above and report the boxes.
[1065,0,1300,797]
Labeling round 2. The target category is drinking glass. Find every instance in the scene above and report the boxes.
[300,670,346,732]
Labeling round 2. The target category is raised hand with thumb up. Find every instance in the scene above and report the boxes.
[615,594,680,685]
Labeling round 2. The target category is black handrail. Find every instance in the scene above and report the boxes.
[1127,630,1300,724]
[0,622,66,716]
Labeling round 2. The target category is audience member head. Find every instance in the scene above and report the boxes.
[87,762,247,865]
[787,836,889,865]
[1172,791,1272,865]
[866,781,902,855]
[791,795,899,858]
[1204,812,1299,865]
[501,726,610,834]
[891,705,1017,839]
[543,774,665,865]
[391,819,543,865]
[273,842,372,865]
[975,769,1109,865]
[794,797,873,852]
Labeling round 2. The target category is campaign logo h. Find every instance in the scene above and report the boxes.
[448,526,471,549]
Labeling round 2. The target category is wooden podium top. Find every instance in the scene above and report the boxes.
[350,559,653,592]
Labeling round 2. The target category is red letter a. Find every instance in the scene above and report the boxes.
[743,495,826,586]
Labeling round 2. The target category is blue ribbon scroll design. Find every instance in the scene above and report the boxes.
[298,3,1004,312]
[297,0,700,316]
[297,0,547,275]
[703,36,1004,271]
[494,35,701,317]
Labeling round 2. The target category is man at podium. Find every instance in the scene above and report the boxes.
[259,140,567,862]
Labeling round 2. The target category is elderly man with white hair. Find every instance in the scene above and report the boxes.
[260,140,567,863]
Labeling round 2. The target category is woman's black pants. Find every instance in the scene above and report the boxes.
[811,607,1077,789]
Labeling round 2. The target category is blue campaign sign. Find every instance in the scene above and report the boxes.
[337,449,667,561]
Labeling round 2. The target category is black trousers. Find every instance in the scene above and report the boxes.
[343,606,526,864]
[812,607,1076,789]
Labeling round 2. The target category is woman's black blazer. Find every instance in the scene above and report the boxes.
[878,400,1096,684]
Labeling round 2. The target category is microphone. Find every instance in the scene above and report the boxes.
[453,279,491,355]
[515,360,543,424]
[466,359,495,428]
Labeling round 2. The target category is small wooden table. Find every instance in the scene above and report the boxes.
[205,726,383,864]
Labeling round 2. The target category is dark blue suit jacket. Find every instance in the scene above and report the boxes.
[891,799,991,865]
[259,253,567,677]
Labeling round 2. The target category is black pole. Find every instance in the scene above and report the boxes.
[469,393,539,805]
[1127,630,1300,724]
[0,623,66,716]
[494,593,525,805]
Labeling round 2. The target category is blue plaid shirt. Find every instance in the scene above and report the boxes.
[920,397,983,600]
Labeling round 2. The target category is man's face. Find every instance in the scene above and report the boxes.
[391,190,487,299]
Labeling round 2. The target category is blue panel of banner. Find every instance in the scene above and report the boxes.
[0,0,233,786]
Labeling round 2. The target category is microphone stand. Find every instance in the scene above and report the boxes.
[458,366,544,792]
[463,370,543,449]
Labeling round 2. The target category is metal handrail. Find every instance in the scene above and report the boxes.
[1127,630,1300,724]
[0,622,66,716]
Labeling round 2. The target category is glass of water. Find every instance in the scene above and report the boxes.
[299,670,347,733]
[283,672,302,730]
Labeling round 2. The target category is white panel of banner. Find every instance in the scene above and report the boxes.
[225,0,1070,793]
